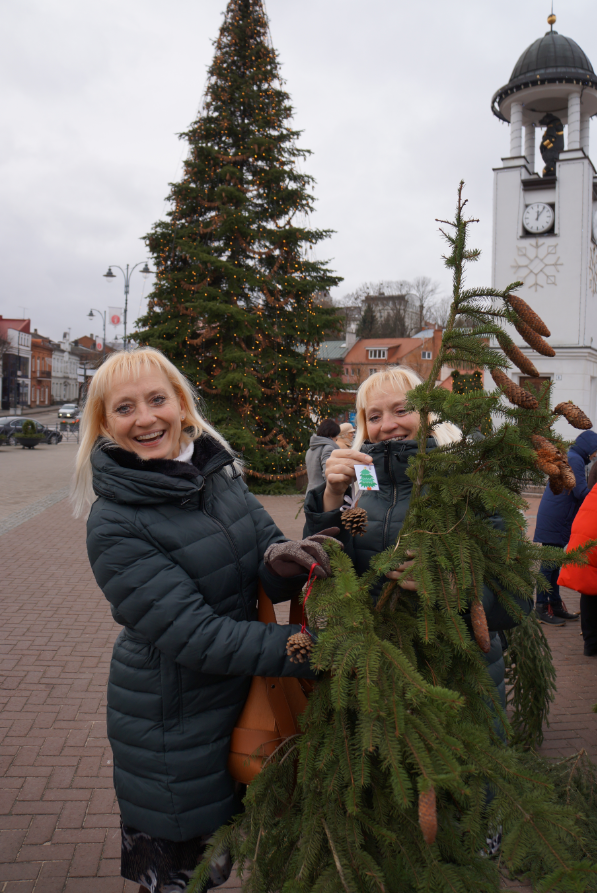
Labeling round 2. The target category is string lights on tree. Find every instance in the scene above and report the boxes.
[135,0,341,476]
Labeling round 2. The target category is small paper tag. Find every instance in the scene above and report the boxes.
[354,464,379,491]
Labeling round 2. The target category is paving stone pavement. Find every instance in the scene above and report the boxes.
[0,494,594,892]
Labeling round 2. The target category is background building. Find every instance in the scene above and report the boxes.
[0,316,31,411]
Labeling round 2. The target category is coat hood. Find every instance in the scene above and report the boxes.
[308,434,338,451]
[570,430,597,463]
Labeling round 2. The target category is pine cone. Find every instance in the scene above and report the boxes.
[536,457,560,477]
[418,788,438,845]
[341,506,368,536]
[561,464,576,490]
[496,332,539,377]
[514,320,555,357]
[531,434,559,458]
[286,632,312,664]
[506,294,551,337]
[491,369,539,409]
[471,602,491,654]
[549,475,564,495]
[553,402,592,430]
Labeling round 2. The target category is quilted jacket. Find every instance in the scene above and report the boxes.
[303,438,531,711]
[558,481,597,594]
[87,436,311,841]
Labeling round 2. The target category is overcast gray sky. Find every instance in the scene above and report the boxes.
[1,0,595,341]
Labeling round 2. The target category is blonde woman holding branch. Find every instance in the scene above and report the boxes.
[303,366,530,723]
[72,347,337,893]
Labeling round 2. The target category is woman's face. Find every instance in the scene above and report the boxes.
[103,369,185,460]
[365,388,420,444]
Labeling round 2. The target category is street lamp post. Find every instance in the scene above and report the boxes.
[103,263,152,350]
[88,309,107,363]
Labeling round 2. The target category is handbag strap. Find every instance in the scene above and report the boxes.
[257,582,303,738]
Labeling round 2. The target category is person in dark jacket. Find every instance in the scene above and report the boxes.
[303,366,531,717]
[73,348,337,893]
[533,429,597,626]
[305,419,341,492]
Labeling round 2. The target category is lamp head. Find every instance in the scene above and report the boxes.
[103,267,116,280]
[88,310,94,319]
[140,263,152,280]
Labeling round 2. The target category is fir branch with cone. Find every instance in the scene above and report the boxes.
[191,183,597,893]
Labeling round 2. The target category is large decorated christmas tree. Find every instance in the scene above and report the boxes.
[191,185,597,893]
[136,0,341,475]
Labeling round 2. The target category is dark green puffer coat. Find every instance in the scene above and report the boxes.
[303,438,531,710]
[87,436,312,842]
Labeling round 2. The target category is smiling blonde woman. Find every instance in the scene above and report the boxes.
[73,347,337,893]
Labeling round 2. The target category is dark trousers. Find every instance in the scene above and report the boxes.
[537,543,562,605]
[580,595,597,655]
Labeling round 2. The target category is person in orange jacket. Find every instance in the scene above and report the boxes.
[558,483,597,656]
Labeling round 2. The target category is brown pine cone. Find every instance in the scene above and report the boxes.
[536,457,560,477]
[561,464,576,490]
[553,402,592,430]
[514,320,555,357]
[471,602,491,654]
[506,293,551,337]
[341,506,368,536]
[531,434,559,458]
[491,369,539,409]
[418,788,438,845]
[286,632,313,664]
[549,475,565,495]
[496,332,539,377]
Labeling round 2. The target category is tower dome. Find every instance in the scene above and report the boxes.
[492,25,597,124]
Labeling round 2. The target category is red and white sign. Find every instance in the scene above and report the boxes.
[96,339,103,351]
[109,307,123,327]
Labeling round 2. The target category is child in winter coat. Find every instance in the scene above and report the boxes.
[557,483,597,656]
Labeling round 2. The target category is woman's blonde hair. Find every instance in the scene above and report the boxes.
[71,347,237,517]
[353,365,461,450]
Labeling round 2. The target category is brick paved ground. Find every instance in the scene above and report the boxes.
[0,493,595,892]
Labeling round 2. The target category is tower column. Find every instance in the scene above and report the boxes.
[580,113,590,155]
[524,124,535,171]
[568,92,581,149]
[510,101,523,156]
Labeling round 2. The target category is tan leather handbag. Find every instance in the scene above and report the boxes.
[227,583,313,784]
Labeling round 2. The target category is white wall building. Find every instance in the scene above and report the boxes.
[491,15,597,435]
[52,338,79,403]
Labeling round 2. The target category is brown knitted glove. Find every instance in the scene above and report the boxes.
[264,528,341,579]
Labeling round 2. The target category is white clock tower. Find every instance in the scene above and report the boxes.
[491,14,597,432]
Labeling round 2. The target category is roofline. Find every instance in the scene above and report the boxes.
[491,71,597,121]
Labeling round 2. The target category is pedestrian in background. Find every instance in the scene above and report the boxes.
[72,347,336,893]
[335,422,355,449]
[557,481,597,656]
[533,429,597,625]
[305,419,341,493]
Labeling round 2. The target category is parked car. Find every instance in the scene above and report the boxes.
[57,403,79,419]
[0,417,62,446]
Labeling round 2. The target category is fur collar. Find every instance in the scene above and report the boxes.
[102,434,226,481]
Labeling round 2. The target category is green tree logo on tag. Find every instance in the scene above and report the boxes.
[358,467,377,490]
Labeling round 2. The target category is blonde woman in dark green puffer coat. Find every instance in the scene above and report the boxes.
[72,347,337,893]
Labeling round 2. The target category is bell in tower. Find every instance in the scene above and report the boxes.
[490,13,597,431]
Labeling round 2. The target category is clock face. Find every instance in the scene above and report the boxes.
[523,202,554,234]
